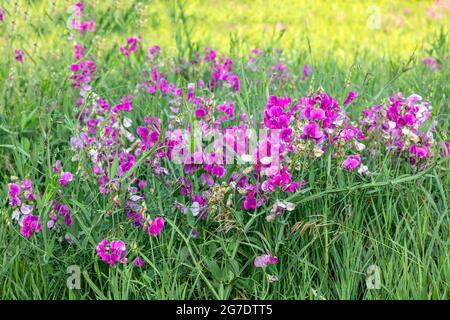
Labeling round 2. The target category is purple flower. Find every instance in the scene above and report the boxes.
[134,256,144,267]
[211,165,225,178]
[59,172,73,187]
[148,217,165,236]
[343,154,361,171]
[53,160,61,173]
[15,49,23,62]
[344,91,358,105]
[443,141,450,157]
[301,64,310,81]
[422,57,442,72]
[254,252,278,268]
[73,44,85,60]
[8,183,21,207]
[96,239,127,266]
[303,121,323,140]
[20,214,42,238]
[200,173,214,187]
[243,193,257,211]
[0,8,4,22]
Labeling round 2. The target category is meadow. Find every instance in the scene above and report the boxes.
[0,0,449,300]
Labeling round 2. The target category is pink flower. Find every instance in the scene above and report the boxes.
[96,239,127,266]
[264,96,291,129]
[120,36,141,57]
[8,183,21,207]
[409,145,428,158]
[20,214,42,238]
[343,155,361,171]
[211,165,225,178]
[243,193,257,210]
[422,57,442,72]
[0,8,4,21]
[309,108,326,120]
[443,141,450,157]
[344,91,358,105]
[254,252,278,268]
[15,49,23,62]
[59,172,73,187]
[301,64,310,81]
[303,121,323,140]
[73,44,85,60]
[134,256,144,267]
[200,173,214,187]
[148,217,165,236]
[72,1,84,16]
[53,160,61,173]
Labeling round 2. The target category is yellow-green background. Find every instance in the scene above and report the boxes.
[1,0,449,60]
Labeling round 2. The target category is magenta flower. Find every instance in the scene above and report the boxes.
[120,36,141,57]
[8,183,21,207]
[0,8,4,21]
[96,239,127,266]
[443,141,450,157]
[344,91,358,105]
[73,44,86,60]
[343,154,361,171]
[48,201,72,229]
[148,217,165,236]
[20,214,42,238]
[303,121,323,140]
[53,160,61,173]
[254,252,278,268]
[72,1,84,16]
[134,256,144,267]
[59,172,73,187]
[301,64,310,81]
[15,49,23,62]
[243,193,257,211]
[422,57,442,72]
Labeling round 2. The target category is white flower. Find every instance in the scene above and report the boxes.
[358,165,370,176]
[191,202,200,216]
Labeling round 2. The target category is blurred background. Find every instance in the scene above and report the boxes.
[1,0,449,60]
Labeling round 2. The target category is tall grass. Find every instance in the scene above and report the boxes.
[0,0,448,299]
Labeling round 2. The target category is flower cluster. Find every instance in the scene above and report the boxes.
[360,93,439,166]
[120,36,142,57]
[422,57,442,72]
[8,179,42,238]
[69,1,95,35]
[96,239,127,266]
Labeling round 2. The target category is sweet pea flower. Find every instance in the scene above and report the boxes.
[134,256,144,267]
[8,183,21,207]
[243,193,257,210]
[343,154,361,171]
[344,91,358,105]
[53,160,61,173]
[303,121,323,140]
[148,217,165,236]
[96,240,127,266]
[422,57,442,72]
[15,49,23,62]
[254,252,278,268]
[20,214,42,238]
[59,172,73,187]
[443,141,450,157]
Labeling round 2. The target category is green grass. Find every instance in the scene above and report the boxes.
[0,0,449,299]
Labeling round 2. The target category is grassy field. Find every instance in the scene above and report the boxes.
[0,0,449,300]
